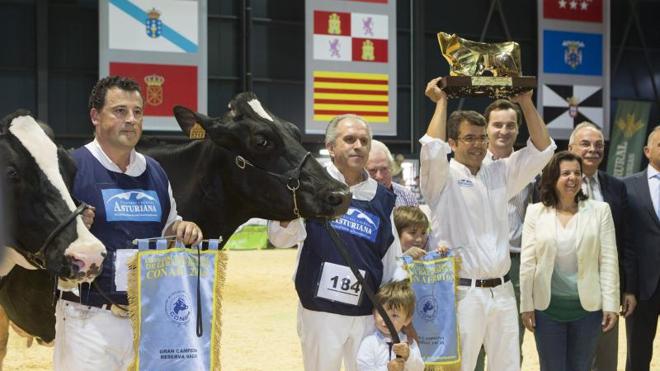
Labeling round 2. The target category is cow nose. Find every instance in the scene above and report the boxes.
[327,190,351,207]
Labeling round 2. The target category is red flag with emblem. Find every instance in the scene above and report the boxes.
[314,11,351,36]
[109,62,198,117]
[544,0,602,22]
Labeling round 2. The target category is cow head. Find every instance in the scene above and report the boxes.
[173,92,351,220]
[0,112,106,283]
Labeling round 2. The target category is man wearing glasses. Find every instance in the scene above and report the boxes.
[419,77,555,371]
[567,122,636,371]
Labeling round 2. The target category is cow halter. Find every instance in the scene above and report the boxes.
[234,152,311,218]
[14,202,89,270]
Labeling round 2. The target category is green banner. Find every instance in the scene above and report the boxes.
[607,100,652,177]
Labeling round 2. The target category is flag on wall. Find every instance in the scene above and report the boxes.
[110,62,198,117]
[312,10,388,63]
[543,0,603,22]
[606,100,652,177]
[543,30,603,75]
[542,83,603,129]
[108,0,199,53]
[312,71,389,123]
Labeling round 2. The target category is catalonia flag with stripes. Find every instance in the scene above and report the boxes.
[313,71,389,123]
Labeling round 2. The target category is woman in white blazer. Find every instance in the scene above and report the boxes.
[520,151,619,371]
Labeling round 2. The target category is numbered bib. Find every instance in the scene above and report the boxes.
[315,262,365,306]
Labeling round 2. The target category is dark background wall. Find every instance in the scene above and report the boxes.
[0,0,658,167]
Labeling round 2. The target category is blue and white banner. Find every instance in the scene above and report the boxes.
[108,0,198,53]
[128,239,225,371]
[402,252,460,369]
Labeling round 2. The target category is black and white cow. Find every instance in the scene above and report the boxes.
[142,92,352,241]
[0,112,107,362]
[0,93,351,363]
[0,112,106,280]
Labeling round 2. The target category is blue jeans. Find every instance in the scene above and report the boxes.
[534,310,602,371]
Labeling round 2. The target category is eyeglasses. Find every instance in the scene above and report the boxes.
[457,135,489,145]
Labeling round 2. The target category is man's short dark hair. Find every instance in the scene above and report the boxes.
[88,76,141,111]
[447,110,486,140]
[539,150,588,207]
[483,99,522,127]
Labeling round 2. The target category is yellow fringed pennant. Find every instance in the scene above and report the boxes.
[402,253,462,371]
[127,239,227,371]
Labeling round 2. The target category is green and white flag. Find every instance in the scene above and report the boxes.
[607,100,651,177]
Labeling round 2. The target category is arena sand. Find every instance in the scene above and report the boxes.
[4,249,659,370]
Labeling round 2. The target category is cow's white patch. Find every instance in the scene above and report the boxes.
[0,246,38,276]
[9,116,106,277]
[247,99,273,122]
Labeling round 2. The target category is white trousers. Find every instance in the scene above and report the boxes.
[53,300,134,371]
[297,303,375,371]
[456,281,520,371]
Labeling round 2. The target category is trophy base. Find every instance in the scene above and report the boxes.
[438,76,537,99]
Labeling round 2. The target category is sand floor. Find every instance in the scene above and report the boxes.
[4,249,659,370]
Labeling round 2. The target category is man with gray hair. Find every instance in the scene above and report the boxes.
[269,114,403,371]
[367,140,419,207]
[567,121,636,371]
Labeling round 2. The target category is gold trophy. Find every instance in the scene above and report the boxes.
[437,32,536,98]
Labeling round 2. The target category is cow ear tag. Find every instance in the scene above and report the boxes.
[189,122,206,139]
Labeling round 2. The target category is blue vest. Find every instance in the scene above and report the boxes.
[71,147,171,306]
[295,184,395,316]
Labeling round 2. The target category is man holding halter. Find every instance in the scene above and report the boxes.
[53,76,203,371]
[269,114,403,371]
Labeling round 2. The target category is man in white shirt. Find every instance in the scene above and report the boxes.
[420,77,555,371]
[567,121,637,371]
[268,114,403,371]
[54,76,202,371]
[475,98,535,371]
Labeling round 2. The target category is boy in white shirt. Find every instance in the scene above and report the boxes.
[357,280,424,371]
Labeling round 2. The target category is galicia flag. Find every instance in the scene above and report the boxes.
[108,0,199,53]
[543,30,602,75]
[543,0,603,23]
[109,62,198,117]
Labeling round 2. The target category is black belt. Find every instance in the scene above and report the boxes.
[459,273,510,288]
[510,251,520,256]
[60,291,112,310]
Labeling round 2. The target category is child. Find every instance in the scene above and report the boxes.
[393,206,429,260]
[356,280,424,371]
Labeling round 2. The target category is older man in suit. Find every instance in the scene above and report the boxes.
[624,125,660,371]
[567,122,637,371]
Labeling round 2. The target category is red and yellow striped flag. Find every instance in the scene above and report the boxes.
[313,71,389,123]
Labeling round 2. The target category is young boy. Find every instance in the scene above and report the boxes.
[356,280,425,371]
[394,206,429,260]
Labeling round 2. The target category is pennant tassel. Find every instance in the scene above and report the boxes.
[127,252,141,371]
[211,251,228,371]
